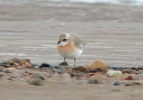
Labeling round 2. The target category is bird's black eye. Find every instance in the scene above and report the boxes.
[63,39,67,41]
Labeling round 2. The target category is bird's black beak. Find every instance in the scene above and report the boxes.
[57,41,61,44]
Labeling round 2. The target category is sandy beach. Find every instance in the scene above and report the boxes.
[0,1,143,100]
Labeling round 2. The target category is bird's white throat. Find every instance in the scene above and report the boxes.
[58,41,68,46]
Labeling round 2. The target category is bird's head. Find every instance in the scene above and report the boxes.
[57,33,70,46]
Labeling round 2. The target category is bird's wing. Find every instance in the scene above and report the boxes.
[70,33,84,49]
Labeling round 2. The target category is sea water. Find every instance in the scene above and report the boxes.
[45,0,143,6]
[0,0,143,6]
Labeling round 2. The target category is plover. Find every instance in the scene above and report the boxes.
[57,33,84,67]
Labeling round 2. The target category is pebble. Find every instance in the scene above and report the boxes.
[131,67,138,71]
[89,68,102,73]
[39,63,51,68]
[18,60,32,69]
[106,70,122,77]
[114,81,121,86]
[86,60,107,73]
[138,67,143,70]
[88,78,102,84]
[0,73,4,78]
[70,80,87,86]
[122,69,132,74]
[111,67,124,70]
[125,82,141,86]
[28,79,44,86]
[0,68,3,72]
[72,66,88,73]
[124,76,134,80]
[30,73,45,80]
[39,63,63,74]
[58,61,68,66]
[4,70,12,73]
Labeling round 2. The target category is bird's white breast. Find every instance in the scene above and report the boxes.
[58,48,83,59]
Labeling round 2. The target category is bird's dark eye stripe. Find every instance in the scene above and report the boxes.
[63,39,67,41]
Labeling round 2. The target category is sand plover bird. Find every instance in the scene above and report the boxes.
[57,33,84,67]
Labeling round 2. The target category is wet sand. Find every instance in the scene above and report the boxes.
[0,1,143,100]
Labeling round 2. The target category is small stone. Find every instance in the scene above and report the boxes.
[7,60,14,66]
[114,82,121,86]
[124,76,134,80]
[8,77,15,81]
[89,68,102,73]
[39,63,63,73]
[88,78,102,84]
[39,63,51,68]
[0,68,3,72]
[28,79,43,86]
[4,70,12,73]
[138,67,143,70]
[18,61,32,69]
[30,73,45,80]
[58,61,68,66]
[86,60,107,73]
[24,71,32,76]
[106,70,122,77]
[131,67,138,71]
[132,82,141,85]
[72,66,88,73]
[0,74,4,78]
[10,58,21,64]
[111,67,124,70]
[132,70,139,74]
[70,80,87,86]
[125,84,131,86]
[122,69,132,74]
[10,76,16,78]
[125,82,141,86]
[21,59,31,63]
[139,70,143,74]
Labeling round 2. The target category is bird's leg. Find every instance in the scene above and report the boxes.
[74,58,76,68]
[64,58,66,61]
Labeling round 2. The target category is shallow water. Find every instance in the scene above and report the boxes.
[0,0,143,6]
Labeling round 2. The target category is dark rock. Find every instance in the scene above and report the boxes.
[72,66,88,73]
[39,63,64,74]
[114,82,120,86]
[39,63,53,68]
[58,61,68,66]
[125,82,141,86]
[125,84,131,86]
[0,62,7,66]
[7,78,13,81]
[138,67,143,70]
[132,82,141,85]
[122,69,132,74]
[71,73,77,77]
[111,67,124,70]
[89,68,102,73]
[131,67,138,71]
